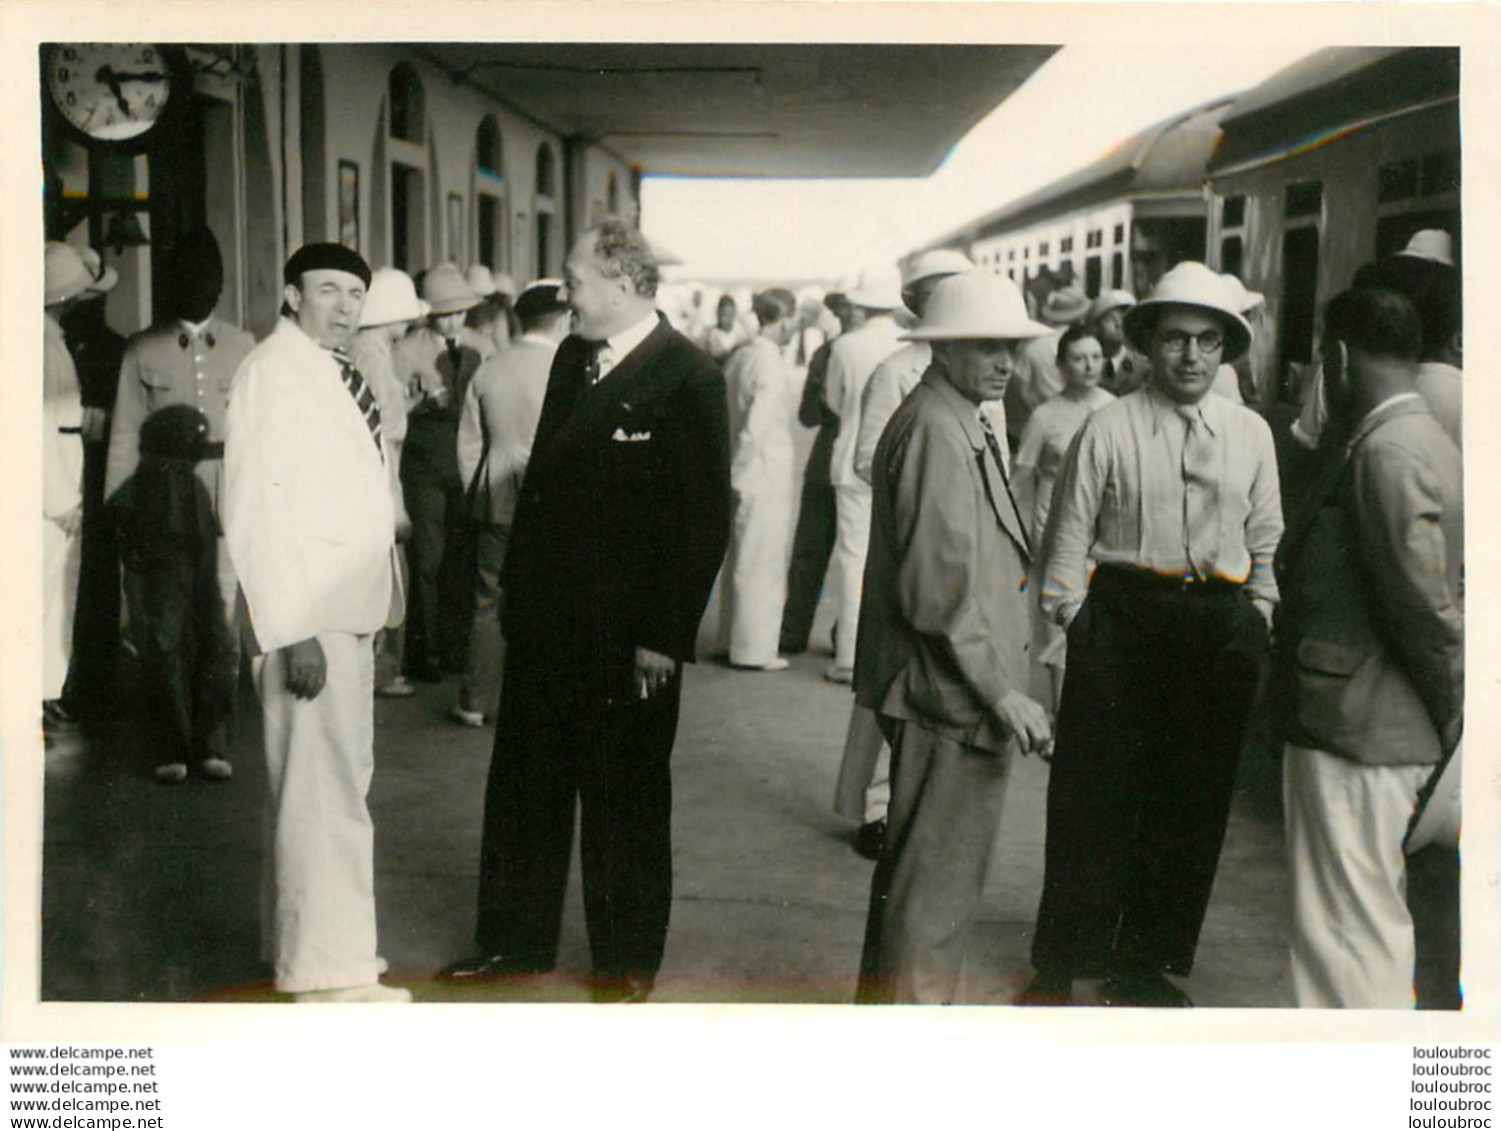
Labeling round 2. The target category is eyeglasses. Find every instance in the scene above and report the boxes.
[1158,329,1225,354]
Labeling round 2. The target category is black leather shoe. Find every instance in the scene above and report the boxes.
[1098,972,1193,1008]
[590,975,653,1004]
[436,952,548,983]
[1014,971,1074,1006]
[853,819,887,861]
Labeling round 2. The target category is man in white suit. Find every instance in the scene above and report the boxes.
[224,243,408,1003]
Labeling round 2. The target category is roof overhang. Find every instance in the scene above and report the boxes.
[413,44,1058,178]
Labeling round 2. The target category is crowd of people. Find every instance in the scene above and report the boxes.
[40,216,1462,1010]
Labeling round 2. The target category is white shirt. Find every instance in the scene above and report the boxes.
[823,313,904,488]
[595,310,659,382]
[1040,384,1283,626]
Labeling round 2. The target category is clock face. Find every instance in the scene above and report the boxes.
[47,44,174,143]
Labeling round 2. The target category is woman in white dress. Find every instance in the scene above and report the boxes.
[719,288,799,670]
[1014,325,1115,710]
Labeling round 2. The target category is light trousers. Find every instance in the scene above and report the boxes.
[254,632,383,993]
[1284,742,1431,1009]
[857,719,1013,1004]
[43,520,81,701]
[721,487,794,666]
[831,481,873,670]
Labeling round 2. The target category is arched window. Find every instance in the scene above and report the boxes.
[388,63,424,143]
[534,142,556,276]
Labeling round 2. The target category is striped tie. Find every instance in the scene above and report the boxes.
[332,346,384,455]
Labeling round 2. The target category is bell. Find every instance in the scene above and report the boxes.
[103,211,150,253]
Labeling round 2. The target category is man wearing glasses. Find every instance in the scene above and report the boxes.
[1020,263,1283,1008]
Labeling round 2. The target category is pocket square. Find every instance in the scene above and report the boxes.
[611,428,652,442]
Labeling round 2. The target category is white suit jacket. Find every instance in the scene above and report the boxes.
[223,318,400,653]
[823,314,904,489]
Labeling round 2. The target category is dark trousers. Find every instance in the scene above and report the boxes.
[779,473,836,652]
[127,542,238,765]
[402,470,473,673]
[1031,567,1266,978]
[474,657,682,981]
[64,438,121,715]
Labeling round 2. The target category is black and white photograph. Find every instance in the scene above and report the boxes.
[5,2,1499,1125]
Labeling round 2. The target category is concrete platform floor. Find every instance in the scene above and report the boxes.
[39,590,1298,1008]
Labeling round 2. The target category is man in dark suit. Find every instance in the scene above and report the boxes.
[1275,286,1462,1008]
[439,221,731,1003]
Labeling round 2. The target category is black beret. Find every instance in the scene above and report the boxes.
[284,242,372,288]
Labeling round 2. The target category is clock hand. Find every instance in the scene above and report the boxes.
[96,66,130,116]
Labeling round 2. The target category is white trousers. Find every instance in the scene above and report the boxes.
[43,520,80,701]
[254,633,383,993]
[831,481,873,670]
[1284,742,1431,1009]
[721,487,794,666]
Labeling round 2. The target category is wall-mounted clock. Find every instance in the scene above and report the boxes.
[44,44,188,150]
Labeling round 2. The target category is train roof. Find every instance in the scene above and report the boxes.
[1209,46,1460,176]
[412,44,1058,179]
[918,95,1237,252]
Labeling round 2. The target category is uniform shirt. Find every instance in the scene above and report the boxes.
[103,317,255,507]
[823,313,904,488]
[1014,386,1115,537]
[1040,383,1283,626]
[722,336,795,496]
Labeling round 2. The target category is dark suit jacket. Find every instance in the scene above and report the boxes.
[503,314,731,711]
[1275,397,1463,765]
[854,369,1033,755]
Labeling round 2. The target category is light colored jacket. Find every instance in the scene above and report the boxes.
[1277,396,1463,765]
[722,336,795,496]
[855,368,1034,755]
[456,333,557,526]
[823,314,903,488]
[43,314,83,521]
[223,319,400,653]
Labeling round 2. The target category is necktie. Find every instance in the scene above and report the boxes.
[583,340,605,386]
[979,413,1031,555]
[1179,403,1219,578]
[332,346,384,454]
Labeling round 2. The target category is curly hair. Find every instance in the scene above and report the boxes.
[587,220,660,299]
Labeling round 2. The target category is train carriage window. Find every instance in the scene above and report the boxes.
[1278,225,1320,387]
[1379,159,1419,203]
[1221,236,1243,280]
[1285,181,1323,219]
[1222,195,1246,228]
[1421,149,1461,197]
[1085,256,1102,298]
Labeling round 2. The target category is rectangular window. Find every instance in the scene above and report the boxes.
[1038,241,1050,257]
[1111,251,1124,289]
[1085,256,1103,298]
[1221,235,1243,280]
[1285,181,1323,219]
[1086,230,1103,250]
[1279,225,1320,386]
[1060,236,1074,253]
[1114,223,1125,245]
[478,194,497,269]
[1222,194,1246,228]
[1379,159,1419,203]
[1421,148,1461,196]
